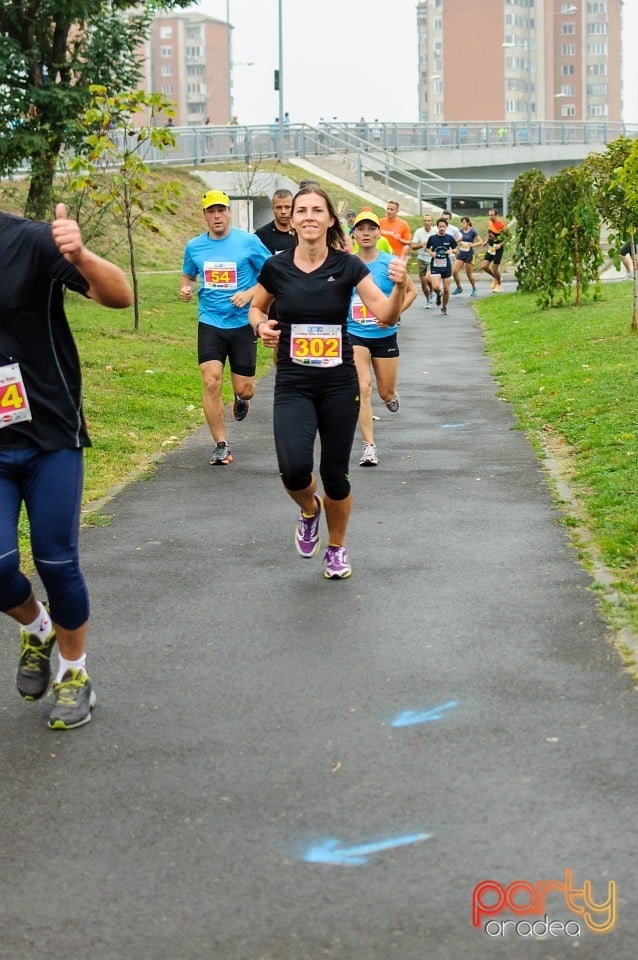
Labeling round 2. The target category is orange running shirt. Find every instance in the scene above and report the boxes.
[379,215,412,256]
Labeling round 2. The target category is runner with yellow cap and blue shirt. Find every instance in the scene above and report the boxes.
[180,190,271,465]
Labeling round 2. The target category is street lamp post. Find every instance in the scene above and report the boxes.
[277,0,284,162]
[226,0,232,120]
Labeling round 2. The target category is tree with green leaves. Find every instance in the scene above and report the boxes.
[0,0,191,220]
[583,136,638,331]
[612,141,638,332]
[509,165,601,309]
[68,86,182,330]
[507,168,546,293]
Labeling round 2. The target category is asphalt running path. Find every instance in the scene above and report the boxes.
[1,290,636,959]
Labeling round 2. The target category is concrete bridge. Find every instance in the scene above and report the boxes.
[147,119,637,216]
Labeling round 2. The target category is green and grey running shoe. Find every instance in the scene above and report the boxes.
[48,669,96,730]
[16,617,56,701]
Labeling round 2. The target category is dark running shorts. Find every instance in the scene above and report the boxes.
[197,323,257,377]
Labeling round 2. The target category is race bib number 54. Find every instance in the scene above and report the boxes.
[0,363,32,428]
[203,260,238,290]
[290,324,343,367]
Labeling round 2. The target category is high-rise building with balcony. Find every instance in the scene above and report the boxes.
[148,11,230,125]
[417,0,622,124]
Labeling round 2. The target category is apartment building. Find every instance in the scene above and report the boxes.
[148,11,230,125]
[417,0,622,124]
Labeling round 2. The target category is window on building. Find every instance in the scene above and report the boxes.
[561,44,576,55]
[161,84,173,95]
[561,64,576,75]
[561,23,575,35]
[587,83,608,96]
[587,42,608,54]
[587,62,607,75]
[586,22,608,34]
[560,104,576,117]
[589,103,608,116]
[587,2,607,11]
[160,26,172,39]
[161,65,173,77]
[560,84,575,96]
[160,46,172,57]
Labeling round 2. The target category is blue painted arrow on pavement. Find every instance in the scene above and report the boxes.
[302,832,432,866]
[391,700,459,728]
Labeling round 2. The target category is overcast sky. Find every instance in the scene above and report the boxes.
[195,0,638,126]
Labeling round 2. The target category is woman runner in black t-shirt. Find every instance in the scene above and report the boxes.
[249,186,407,579]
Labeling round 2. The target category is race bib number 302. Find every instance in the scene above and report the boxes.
[0,363,32,428]
[290,324,343,367]
[203,261,238,290]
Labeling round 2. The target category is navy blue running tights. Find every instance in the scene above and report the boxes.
[0,447,89,630]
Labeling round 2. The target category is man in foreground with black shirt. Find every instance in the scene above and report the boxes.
[0,204,132,730]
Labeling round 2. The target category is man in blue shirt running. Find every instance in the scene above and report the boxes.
[180,190,271,465]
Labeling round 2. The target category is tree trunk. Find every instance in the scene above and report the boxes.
[573,225,582,306]
[25,148,60,221]
[127,222,140,331]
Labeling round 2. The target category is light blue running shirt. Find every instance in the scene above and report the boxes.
[347,251,398,340]
[182,228,271,329]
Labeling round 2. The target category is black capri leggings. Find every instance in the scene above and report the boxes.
[273,366,360,501]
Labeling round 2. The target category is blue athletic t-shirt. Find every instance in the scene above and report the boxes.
[347,251,398,340]
[182,228,271,329]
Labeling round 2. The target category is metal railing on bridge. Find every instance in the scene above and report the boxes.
[70,119,638,215]
[138,118,637,167]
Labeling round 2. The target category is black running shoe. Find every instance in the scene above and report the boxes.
[16,616,56,701]
[48,669,96,730]
[232,395,250,422]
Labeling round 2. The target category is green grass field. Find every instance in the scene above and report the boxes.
[475,282,638,640]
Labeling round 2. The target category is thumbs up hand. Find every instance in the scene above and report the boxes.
[388,251,408,286]
[51,202,84,263]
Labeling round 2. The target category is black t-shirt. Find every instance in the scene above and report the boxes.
[254,220,296,256]
[0,212,91,450]
[426,233,457,273]
[257,248,369,371]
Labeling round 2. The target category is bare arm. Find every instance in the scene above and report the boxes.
[356,258,408,327]
[179,274,197,302]
[402,273,418,312]
[248,283,279,348]
[51,203,132,308]
[231,284,258,308]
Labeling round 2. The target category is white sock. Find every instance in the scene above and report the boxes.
[22,602,53,642]
[56,654,87,683]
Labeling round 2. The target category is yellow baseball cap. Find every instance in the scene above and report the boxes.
[202,189,230,209]
[353,210,380,228]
